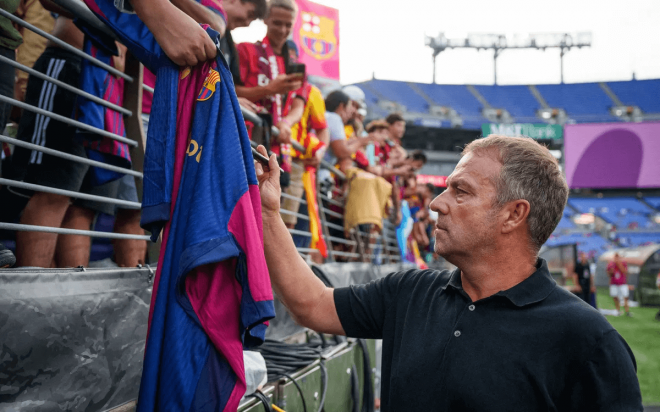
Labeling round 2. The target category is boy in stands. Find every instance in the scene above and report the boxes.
[235,0,305,169]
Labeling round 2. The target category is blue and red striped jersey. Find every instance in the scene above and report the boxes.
[136,28,275,412]
[75,36,131,185]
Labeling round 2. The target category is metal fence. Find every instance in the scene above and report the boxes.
[0,2,401,265]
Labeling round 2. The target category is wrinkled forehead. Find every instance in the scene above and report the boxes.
[451,151,501,189]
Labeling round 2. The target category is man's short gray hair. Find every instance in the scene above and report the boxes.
[463,134,569,252]
[265,0,297,18]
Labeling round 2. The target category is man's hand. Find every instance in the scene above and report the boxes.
[267,74,302,95]
[238,97,259,113]
[132,0,217,66]
[254,145,281,218]
[276,121,292,144]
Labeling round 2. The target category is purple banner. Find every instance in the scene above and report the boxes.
[564,122,660,189]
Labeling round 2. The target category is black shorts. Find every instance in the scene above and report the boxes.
[10,47,119,215]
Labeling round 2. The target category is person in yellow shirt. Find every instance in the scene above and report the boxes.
[279,41,329,257]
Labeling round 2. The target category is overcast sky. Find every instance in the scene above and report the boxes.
[232,0,660,86]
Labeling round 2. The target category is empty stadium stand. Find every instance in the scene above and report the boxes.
[568,197,658,230]
[473,85,539,122]
[607,79,660,114]
[645,196,660,211]
[535,83,616,123]
[351,77,660,129]
[617,232,660,248]
[546,232,612,257]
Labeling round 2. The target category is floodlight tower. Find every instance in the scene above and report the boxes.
[425,32,592,84]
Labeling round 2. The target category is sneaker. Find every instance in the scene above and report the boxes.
[0,244,16,268]
[625,311,633,317]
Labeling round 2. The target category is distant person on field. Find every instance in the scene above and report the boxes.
[572,251,595,304]
[607,253,631,317]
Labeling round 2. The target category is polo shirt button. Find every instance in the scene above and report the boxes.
[454,330,461,337]
[469,304,475,311]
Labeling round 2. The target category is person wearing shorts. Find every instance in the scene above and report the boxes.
[9,14,123,267]
[607,253,631,317]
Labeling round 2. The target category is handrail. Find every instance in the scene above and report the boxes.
[239,106,346,181]
[0,8,131,81]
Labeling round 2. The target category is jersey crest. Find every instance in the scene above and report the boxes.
[197,67,221,101]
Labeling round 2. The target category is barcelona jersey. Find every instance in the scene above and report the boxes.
[137,32,275,411]
[75,36,131,185]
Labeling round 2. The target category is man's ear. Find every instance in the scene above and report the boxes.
[501,199,530,235]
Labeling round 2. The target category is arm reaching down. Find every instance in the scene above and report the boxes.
[254,146,345,335]
[130,0,217,66]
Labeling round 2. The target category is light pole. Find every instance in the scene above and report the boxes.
[425,32,592,85]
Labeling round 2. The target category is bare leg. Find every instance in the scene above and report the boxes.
[15,192,70,267]
[113,208,146,267]
[56,204,94,267]
[613,297,620,313]
[623,297,630,314]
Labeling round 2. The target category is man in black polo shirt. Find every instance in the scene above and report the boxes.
[254,135,642,411]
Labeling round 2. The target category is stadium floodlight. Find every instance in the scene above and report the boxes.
[426,32,592,84]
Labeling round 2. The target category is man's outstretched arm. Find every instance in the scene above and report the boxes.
[254,145,345,336]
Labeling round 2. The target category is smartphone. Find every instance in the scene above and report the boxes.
[286,63,306,79]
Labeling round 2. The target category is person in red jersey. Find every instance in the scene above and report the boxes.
[235,0,304,172]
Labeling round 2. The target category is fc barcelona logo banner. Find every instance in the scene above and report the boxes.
[293,0,339,81]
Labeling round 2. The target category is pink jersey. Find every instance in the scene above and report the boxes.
[607,261,628,285]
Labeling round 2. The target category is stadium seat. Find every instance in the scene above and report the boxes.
[414,84,485,123]
[568,197,658,229]
[473,85,539,121]
[644,197,660,211]
[607,79,660,113]
[363,80,429,113]
[545,232,611,257]
[616,232,660,248]
[534,83,617,123]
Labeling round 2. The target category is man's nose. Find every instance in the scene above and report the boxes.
[429,193,449,215]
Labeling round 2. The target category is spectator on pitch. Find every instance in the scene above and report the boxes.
[572,251,595,305]
[607,253,631,316]
[235,0,305,167]
[656,269,660,321]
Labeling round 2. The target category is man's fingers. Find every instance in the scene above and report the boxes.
[257,145,269,157]
[269,153,281,182]
[204,37,218,61]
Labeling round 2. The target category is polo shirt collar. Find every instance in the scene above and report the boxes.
[443,258,557,307]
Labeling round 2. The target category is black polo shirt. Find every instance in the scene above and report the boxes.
[334,259,642,411]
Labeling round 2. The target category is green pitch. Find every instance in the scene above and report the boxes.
[595,287,660,405]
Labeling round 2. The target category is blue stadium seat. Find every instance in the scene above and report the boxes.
[556,216,575,229]
[353,82,388,118]
[535,83,616,122]
[644,197,660,211]
[545,232,611,257]
[473,85,539,121]
[414,84,484,121]
[364,80,429,113]
[607,79,660,113]
[616,232,660,248]
[568,197,658,229]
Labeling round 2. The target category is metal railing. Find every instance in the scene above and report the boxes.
[0,0,401,266]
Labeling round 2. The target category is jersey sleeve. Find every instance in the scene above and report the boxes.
[236,43,252,85]
[307,87,327,131]
[333,270,412,339]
